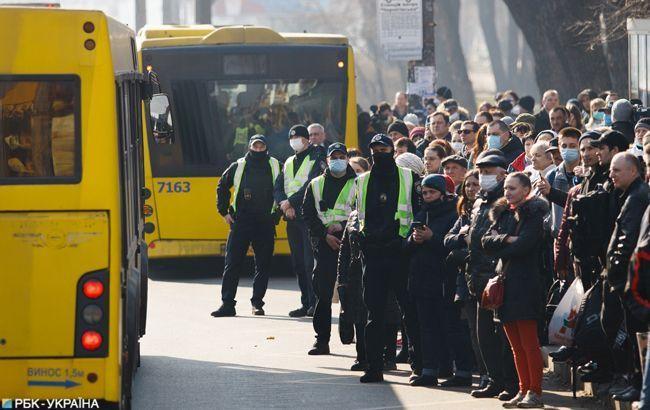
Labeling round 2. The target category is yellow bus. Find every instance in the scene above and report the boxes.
[136,25,358,259]
[0,7,151,409]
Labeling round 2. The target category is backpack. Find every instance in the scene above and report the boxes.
[567,185,612,259]
[573,280,609,357]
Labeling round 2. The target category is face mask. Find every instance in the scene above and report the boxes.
[289,138,305,152]
[604,114,612,126]
[249,150,267,160]
[487,134,502,150]
[371,151,395,171]
[593,111,605,122]
[479,174,499,191]
[451,142,464,153]
[560,148,579,163]
[449,112,460,122]
[329,159,348,174]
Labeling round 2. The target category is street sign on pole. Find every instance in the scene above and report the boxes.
[377,0,423,61]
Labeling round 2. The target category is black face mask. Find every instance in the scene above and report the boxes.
[371,151,395,172]
[248,150,267,160]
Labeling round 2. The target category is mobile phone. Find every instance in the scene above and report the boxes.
[411,221,425,231]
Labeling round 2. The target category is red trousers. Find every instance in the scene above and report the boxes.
[503,320,543,395]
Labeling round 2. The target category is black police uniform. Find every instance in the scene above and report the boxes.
[217,150,277,310]
[360,140,421,376]
[303,162,356,347]
[274,144,326,311]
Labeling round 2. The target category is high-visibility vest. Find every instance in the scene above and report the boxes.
[231,156,280,213]
[310,174,356,227]
[283,154,316,198]
[356,166,414,238]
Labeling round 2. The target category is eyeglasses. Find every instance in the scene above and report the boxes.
[460,129,474,134]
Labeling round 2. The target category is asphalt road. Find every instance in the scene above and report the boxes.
[131,258,598,410]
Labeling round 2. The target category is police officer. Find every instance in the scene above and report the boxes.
[274,125,327,317]
[303,143,357,355]
[356,133,421,383]
[211,135,280,317]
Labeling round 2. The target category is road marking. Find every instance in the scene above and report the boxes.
[218,365,291,374]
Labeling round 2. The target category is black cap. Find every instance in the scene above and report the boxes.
[475,150,507,168]
[326,142,347,157]
[498,99,513,112]
[443,99,458,111]
[249,134,267,146]
[436,86,452,99]
[518,96,535,112]
[578,130,602,145]
[545,137,559,152]
[289,124,309,139]
[368,133,393,149]
[590,130,629,152]
[387,120,409,138]
[441,154,468,169]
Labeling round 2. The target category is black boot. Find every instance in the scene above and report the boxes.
[410,375,438,387]
[360,371,384,383]
[470,382,503,398]
[439,375,473,388]
[210,304,236,317]
[289,306,308,317]
[351,361,368,371]
[308,342,330,356]
[395,348,409,364]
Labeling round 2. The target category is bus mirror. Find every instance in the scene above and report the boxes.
[149,93,174,144]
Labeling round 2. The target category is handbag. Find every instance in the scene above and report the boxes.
[481,271,505,310]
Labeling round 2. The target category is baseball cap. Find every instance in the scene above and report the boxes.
[368,133,393,149]
[326,142,347,157]
[288,124,309,139]
[589,130,629,152]
[249,134,267,146]
[441,154,468,169]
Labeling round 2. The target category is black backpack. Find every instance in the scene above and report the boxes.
[573,280,609,357]
[567,185,612,259]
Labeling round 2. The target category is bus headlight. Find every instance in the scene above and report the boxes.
[82,305,103,324]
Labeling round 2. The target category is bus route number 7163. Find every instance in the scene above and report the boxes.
[157,181,191,193]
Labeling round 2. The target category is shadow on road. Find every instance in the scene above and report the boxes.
[132,356,404,410]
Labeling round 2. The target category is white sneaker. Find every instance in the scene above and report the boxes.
[502,391,526,408]
[517,391,544,408]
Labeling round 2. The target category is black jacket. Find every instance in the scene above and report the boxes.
[273,145,326,215]
[466,181,505,296]
[217,151,276,217]
[406,197,458,297]
[606,178,650,291]
[444,213,473,304]
[500,135,525,166]
[362,163,421,248]
[482,197,549,323]
[303,166,357,240]
[612,121,635,144]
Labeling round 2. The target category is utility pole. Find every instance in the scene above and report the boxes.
[407,0,435,101]
[195,0,212,24]
[135,0,146,32]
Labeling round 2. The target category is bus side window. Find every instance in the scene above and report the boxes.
[149,93,174,144]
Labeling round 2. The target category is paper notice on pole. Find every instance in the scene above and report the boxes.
[406,66,436,97]
[377,0,423,61]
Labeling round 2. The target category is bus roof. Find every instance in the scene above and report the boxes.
[137,24,349,49]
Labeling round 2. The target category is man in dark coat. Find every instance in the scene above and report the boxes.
[534,89,559,136]
[486,120,524,165]
[467,151,519,400]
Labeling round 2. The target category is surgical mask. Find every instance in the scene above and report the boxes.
[604,114,612,126]
[449,112,460,122]
[289,138,305,152]
[479,174,499,191]
[593,111,605,122]
[487,134,502,150]
[451,142,464,153]
[560,148,579,163]
[329,159,348,174]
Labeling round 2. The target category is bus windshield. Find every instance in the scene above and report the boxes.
[144,45,349,177]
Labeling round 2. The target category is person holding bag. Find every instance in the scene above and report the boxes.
[482,172,549,409]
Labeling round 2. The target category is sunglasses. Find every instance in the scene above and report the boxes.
[513,126,530,133]
[460,129,474,134]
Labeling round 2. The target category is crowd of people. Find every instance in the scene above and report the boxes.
[211,85,650,409]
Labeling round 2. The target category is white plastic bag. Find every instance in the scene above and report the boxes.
[548,277,585,346]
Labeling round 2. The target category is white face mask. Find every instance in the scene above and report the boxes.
[479,174,499,191]
[451,142,464,153]
[289,138,305,152]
